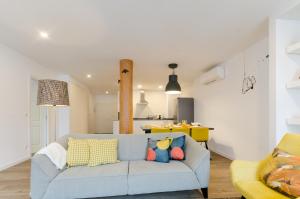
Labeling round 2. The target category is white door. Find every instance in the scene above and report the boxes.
[30,79,47,153]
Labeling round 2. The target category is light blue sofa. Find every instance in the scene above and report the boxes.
[31,133,210,199]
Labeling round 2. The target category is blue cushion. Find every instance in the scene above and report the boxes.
[170,136,186,160]
[146,138,171,163]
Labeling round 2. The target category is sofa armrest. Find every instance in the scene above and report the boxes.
[183,136,210,188]
[31,154,62,199]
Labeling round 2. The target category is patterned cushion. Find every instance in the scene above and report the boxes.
[260,148,300,198]
[146,138,172,163]
[67,138,90,167]
[88,139,119,167]
[170,135,186,160]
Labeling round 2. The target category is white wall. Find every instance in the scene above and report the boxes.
[133,89,192,119]
[0,43,61,170]
[56,75,96,135]
[133,90,168,118]
[94,94,118,133]
[0,43,95,170]
[69,80,89,133]
[268,0,300,150]
[88,93,96,133]
[193,38,269,160]
[272,19,300,145]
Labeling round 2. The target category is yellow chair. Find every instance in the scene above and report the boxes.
[151,127,171,133]
[231,133,300,199]
[191,127,209,149]
[172,127,190,135]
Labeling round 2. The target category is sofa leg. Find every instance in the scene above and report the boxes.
[201,188,208,199]
[241,196,246,199]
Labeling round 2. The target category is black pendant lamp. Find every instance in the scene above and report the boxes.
[165,63,181,94]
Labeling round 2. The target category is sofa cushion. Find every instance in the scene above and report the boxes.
[128,160,200,195]
[58,133,186,161]
[43,161,129,199]
[260,149,300,198]
[67,138,90,167]
[170,135,186,160]
[88,139,119,166]
[146,138,172,163]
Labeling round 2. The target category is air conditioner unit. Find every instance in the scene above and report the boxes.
[200,65,225,85]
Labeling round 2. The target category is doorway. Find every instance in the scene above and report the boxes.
[30,79,48,154]
[95,95,118,133]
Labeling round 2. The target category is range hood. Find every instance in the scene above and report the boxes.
[137,91,148,105]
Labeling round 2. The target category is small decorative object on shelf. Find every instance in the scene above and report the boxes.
[286,42,300,55]
[286,80,300,89]
[286,117,300,126]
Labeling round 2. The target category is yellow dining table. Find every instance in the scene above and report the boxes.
[141,124,214,150]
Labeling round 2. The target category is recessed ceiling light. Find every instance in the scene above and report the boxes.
[39,31,49,39]
[105,91,109,94]
[158,85,163,89]
[137,85,142,89]
[86,74,92,78]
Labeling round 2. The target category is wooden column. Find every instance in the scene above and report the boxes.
[119,59,133,134]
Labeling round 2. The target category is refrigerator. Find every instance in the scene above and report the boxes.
[177,97,194,124]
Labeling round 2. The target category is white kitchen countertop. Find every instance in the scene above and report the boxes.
[113,120,174,134]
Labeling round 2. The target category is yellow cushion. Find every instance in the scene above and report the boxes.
[67,138,90,167]
[258,149,300,198]
[88,139,119,167]
[191,127,209,141]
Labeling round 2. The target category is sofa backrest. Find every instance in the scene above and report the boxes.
[277,133,300,156]
[57,133,185,161]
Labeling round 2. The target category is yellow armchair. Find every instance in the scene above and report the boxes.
[231,133,300,199]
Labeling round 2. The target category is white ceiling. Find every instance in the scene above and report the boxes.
[0,0,295,94]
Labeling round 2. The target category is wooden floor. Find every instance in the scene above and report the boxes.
[0,153,241,199]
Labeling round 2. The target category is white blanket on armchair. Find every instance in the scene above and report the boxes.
[37,142,66,170]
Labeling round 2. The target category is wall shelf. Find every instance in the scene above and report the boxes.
[286,80,300,89]
[286,42,300,54]
[286,117,300,125]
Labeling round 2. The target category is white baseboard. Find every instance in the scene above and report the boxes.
[0,155,30,171]
[210,149,234,160]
